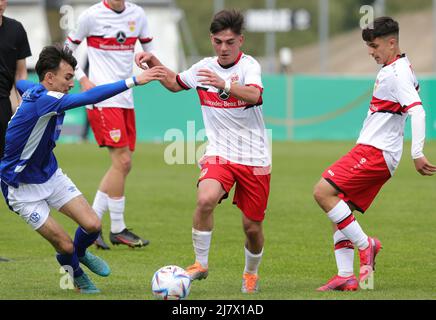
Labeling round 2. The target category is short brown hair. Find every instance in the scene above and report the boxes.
[35,44,77,81]
[210,9,244,35]
[362,16,399,42]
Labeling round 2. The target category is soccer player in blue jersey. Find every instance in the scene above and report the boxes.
[0,44,166,293]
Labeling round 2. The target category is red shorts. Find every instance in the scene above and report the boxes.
[87,107,136,151]
[322,144,391,213]
[198,156,271,222]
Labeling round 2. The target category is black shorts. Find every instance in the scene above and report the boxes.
[0,98,12,158]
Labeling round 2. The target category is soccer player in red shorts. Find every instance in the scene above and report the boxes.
[135,10,271,293]
[313,17,436,291]
[65,0,155,249]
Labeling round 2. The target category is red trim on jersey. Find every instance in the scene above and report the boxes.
[217,51,243,69]
[176,75,190,90]
[87,36,137,51]
[197,89,250,109]
[370,96,402,114]
[403,102,422,112]
[337,214,356,230]
[383,54,405,67]
[67,36,81,45]
[246,84,264,94]
[103,0,111,9]
[139,37,153,44]
[247,84,264,105]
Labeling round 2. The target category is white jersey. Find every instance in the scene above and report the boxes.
[177,52,271,167]
[356,55,422,172]
[66,0,154,109]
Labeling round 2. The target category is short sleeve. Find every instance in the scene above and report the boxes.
[67,11,90,44]
[243,57,263,90]
[393,66,422,112]
[16,22,31,60]
[139,10,154,52]
[177,58,209,90]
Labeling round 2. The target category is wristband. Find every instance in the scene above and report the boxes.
[224,79,232,94]
[125,77,136,88]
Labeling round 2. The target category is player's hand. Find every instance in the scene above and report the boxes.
[197,69,225,89]
[79,77,96,91]
[414,156,436,176]
[135,52,153,70]
[135,66,167,85]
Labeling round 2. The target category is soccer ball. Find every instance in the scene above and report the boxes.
[151,265,191,300]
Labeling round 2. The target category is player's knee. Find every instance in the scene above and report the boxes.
[313,182,326,204]
[114,154,132,174]
[82,218,102,234]
[244,224,261,241]
[196,194,218,213]
[57,239,74,255]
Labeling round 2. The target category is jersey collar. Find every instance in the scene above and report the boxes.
[383,53,405,67]
[217,51,243,69]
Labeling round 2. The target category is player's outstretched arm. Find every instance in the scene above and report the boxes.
[135,52,183,92]
[60,66,166,111]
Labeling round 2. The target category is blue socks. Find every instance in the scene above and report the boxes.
[56,250,83,278]
[74,227,99,258]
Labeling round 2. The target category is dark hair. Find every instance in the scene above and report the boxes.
[35,44,77,81]
[362,16,399,42]
[210,9,244,35]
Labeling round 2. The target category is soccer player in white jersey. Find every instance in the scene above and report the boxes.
[313,17,436,291]
[65,0,154,249]
[0,45,165,293]
[135,10,271,293]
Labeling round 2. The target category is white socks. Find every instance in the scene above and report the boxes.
[108,197,127,233]
[333,230,354,277]
[192,228,212,268]
[327,200,369,250]
[92,190,127,234]
[92,190,108,220]
[244,247,263,275]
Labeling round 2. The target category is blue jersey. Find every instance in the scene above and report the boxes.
[0,79,131,188]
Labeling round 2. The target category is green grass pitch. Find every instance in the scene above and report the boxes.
[0,141,435,300]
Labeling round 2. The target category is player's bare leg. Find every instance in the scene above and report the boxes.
[241,215,263,293]
[95,146,148,248]
[186,179,226,281]
[314,179,381,289]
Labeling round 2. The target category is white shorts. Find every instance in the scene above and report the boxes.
[3,168,82,230]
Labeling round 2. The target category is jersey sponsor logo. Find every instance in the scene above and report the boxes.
[197,89,250,109]
[110,129,121,143]
[68,186,77,193]
[218,89,230,101]
[116,31,127,44]
[29,212,41,224]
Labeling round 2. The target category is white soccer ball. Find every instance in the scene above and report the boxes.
[151,265,191,300]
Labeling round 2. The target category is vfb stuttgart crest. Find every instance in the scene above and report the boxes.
[116,31,127,44]
[110,129,121,143]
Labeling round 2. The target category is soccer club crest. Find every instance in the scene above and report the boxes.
[110,129,121,143]
[128,21,136,32]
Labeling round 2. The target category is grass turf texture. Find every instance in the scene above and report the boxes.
[0,141,435,300]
